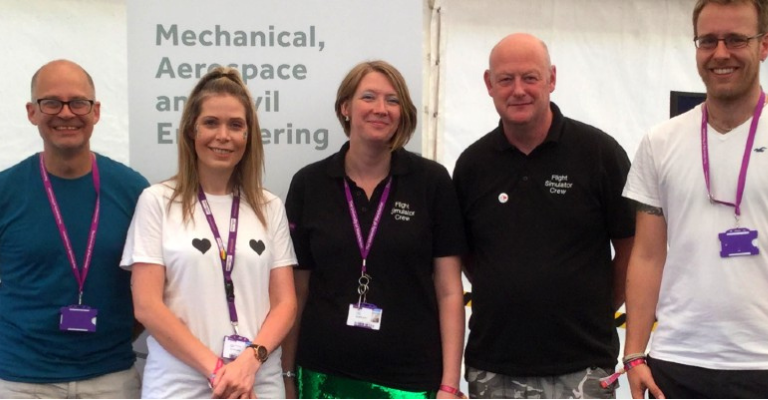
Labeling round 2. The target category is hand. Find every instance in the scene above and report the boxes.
[627,363,665,399]
[211,352,260,399]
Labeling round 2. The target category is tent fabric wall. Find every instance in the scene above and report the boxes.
[435,0,726,174]
[0,0,128,169]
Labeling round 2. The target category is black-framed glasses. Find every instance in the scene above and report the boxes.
[36,99,95,116]
[694,33,765,50]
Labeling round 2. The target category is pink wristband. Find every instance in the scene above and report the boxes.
[208,358,224,387]
[624,357,647,371]
[439,384,467,399]
[599,356,647,388]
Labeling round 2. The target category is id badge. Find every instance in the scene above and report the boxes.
[59,305,98,332]
[222,335,250,359]
[346,303,383,330]
[719,227,759,258]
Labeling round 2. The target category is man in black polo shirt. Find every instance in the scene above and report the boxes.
[453,33,635,398]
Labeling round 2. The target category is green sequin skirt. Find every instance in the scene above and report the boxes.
[297,366,437,399]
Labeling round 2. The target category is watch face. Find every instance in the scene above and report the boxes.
[257,346,267,360]
[251,344,268,362]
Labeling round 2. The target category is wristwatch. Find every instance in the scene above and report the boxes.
[247,343,269,363]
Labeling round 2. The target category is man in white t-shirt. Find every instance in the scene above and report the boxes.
[622,0,768,398]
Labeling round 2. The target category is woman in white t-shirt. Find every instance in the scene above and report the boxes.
[121,67,297,399]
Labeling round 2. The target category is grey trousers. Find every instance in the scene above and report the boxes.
[0,367,141,399]
[466,366,617,399]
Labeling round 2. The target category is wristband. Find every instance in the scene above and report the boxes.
[599,355,647,388]
[208,358,225,388]
[439,385,467,399]
[624,357,647,371]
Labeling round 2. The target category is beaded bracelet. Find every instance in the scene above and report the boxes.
[622,353,646,363]
[282,371,297,379]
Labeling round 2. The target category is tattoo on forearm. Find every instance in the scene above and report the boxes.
[635,201,664,216]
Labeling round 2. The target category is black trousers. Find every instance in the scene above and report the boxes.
[648,355,768,398]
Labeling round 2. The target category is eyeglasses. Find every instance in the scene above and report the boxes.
[36,99,95,116]
[693,33,765,50]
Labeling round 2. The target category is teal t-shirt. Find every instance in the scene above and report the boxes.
[0,153,149,382]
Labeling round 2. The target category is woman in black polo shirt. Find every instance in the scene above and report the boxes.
[283,60,467,399]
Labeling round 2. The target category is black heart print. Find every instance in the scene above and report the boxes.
[192,238,211,254]
[249,239,266,255]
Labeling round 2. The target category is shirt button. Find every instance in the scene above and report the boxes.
[522,176,529,181]
[361,207,368,212]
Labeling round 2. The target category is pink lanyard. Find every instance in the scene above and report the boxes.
[701,92,765,219]
[343,177,392,276]
[197,188,241,330]
[39,153,100,305]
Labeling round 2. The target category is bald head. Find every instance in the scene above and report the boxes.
[489,33,552,72]
[30,60,95,101]
[484,33,556,136]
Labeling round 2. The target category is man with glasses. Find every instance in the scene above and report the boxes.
[623,0,768,397]
[0,60,148,398]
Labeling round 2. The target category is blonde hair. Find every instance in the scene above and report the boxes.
[334,60,417,151]
[171,66,267,226]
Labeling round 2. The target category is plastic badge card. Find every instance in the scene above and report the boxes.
[719,227,759,258]
[59,305,98,332]
[222,334,250,359]
[347,303,382,330]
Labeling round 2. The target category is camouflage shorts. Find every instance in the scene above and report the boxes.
[466,366,617,399]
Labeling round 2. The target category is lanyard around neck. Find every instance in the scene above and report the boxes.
[700,91,765,219]
[343,177,392,276]
[39,153,100,305]
[198,187,241,331]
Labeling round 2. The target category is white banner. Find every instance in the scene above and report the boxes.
[127,0,423,198]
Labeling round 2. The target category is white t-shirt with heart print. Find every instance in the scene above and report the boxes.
[121,181,296,398]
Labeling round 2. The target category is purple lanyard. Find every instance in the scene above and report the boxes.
[39,153,100,305]
[343,177,392,276]
[198,188,241,330]
[701,91,765,219]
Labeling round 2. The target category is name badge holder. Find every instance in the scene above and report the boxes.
[198,188,250,359]
[347,272,383,330]
[701,92,765,258]
[719,227,759,257]
[40,153,101,333]
[60,304,98,332]
[343,177,391,331]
